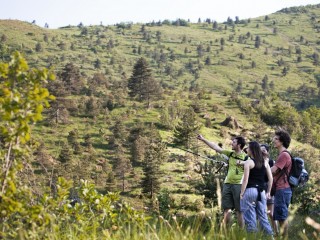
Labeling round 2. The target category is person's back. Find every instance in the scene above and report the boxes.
[240,141,273,236]
[247,160,266,188]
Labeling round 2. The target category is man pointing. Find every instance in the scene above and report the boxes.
[197,134,247,228]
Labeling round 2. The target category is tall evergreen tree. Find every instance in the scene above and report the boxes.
[261,75,269,91]
[109,119,128,146]
[114,144,132,192]
[128,57,162,107]
[131,135,148,166]
[59,62,84,94]
[105,172,117,192]
[35,42,43,52]
[212,21,218,30]
[255,36,261,48]
[58,143,73,163]
[67,129,82,154]
[173,107,201,148]
[141,141,167,199]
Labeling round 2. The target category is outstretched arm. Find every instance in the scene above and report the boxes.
[197,134,223,153]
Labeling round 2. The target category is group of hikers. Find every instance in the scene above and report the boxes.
[197,128,293,238]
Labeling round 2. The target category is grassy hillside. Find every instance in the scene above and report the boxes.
[1,5,320,101]
[1,4,320,239]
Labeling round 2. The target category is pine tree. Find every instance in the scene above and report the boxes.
[59,62,84,94]
[141,141,167,198]
[173,107,201,148]
[131,135,148,166]
[0,34,7,43]
[58,143,73,163]
[35,42,43,52]
[236,80,243,93]
[85,96,100,118]
[313,52,319,66]
[255,36,261,48]
[156,31,162,42]
[261,75,269,91]
[212,21,218,30]
[94,58,101,69]
[105,172,117,192]
[197,44,204,57]
[128,57,162,107]
[114,144,132,192]
[220,38,225,46]
[110,119,128,145]
[205,56,211,65]
[67,129,82,154]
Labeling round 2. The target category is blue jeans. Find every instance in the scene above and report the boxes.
[240,188,273,235]
[273,187,292,221]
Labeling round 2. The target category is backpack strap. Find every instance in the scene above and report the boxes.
[227,152,248,175]
[280,150,292,183]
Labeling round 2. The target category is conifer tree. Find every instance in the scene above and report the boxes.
[173,107,201,148]
[128,57,162,107]
[94,58,101,69]
[114,144,132,192]
[35,42,43,52]
[212,21,218,30]
[59,62,84,94]
[141,141,167,198]
[261,75,269,91]
[58,143,73,163]
[105,172,117,192]
[255,36,261,48]
[67,129,82,154]
[131,135,148,166]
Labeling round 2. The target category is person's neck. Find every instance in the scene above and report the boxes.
[278,146,287,153]
[234,149,242,154]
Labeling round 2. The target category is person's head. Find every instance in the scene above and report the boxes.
[247,141,264,168]
[231,136,246,151]
[260,143,269,158]
[273,128,291,149]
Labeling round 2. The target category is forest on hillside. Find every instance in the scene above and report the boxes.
[0,3,320,240]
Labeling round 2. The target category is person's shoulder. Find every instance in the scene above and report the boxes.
[221,149,232,155]
[245,158,255,167]
[280,151,291,159]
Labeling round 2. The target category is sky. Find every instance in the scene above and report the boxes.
[1,0,320,29]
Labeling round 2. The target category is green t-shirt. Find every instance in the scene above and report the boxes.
[221,150,247,184]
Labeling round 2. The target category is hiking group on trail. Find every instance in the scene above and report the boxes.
[197,128,296,238]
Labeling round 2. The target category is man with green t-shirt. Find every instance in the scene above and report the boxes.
[197,135,247,228]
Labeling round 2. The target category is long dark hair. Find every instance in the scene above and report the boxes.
[248,141,264,168]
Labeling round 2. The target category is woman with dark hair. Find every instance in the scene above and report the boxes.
[239,141,273,236]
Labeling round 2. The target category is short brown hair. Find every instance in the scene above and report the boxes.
[234,136,246,149]
[275,128,291,148]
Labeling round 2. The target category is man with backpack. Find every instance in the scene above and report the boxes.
[271,128,292,237]
[197,135,247,229]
